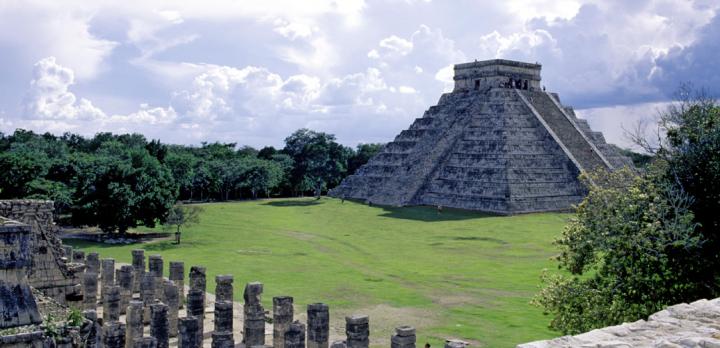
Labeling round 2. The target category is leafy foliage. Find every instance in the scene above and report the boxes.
[0,128,382,231]
[534,167,703,334]
[536,88,720,334]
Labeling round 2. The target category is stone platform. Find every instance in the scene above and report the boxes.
[518,299,720,348]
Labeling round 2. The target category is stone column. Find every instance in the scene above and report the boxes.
[73,250,86,264]
[148,254,164,302]
[345,315,369,348]
[212,332,235,348]
[186,289,205,339]
[140,272,156,324]
[86,252,100,275]
[102,321,127,348]
[330,341,347,348]
[391,327,416,348]
[308,303,330,348]
[63,245,73,260]
[214,300,233,333]
[116,265,134,315]
[189,265,206,296]
[285,321,306,348]
[132,337,158,348]
[169,261,185,308]
[101,258,116,302]
[125,300,144,348]
[0,221,41,328]
[444,340,466,348]
[179,316,201,348]
[273,296,294,348]
[151,302,170,348]
[83,309,102,348]
[215,275,233,302]
[243,282,265,347]
[83,271,99,310]
[104,285,122,323]
[131,249,145,292]
[163,279,179,337]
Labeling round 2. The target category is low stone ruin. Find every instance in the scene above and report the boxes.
[0,200,83,305]
[518,298,720,347]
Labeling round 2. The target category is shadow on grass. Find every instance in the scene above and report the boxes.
[377,205,497,222]
[263,199,323,207]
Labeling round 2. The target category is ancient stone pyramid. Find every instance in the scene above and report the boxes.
[329,59,633,214]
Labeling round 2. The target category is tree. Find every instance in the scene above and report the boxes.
[348,143,384,174]
[533,167,703,334]
[165,149,197,200]
[164,203,202,244]
[240,159,283,199]
[71,141,178,234]
[283,129,351,197]
[0,147,50,198]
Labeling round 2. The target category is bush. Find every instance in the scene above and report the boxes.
[533,167,704,334]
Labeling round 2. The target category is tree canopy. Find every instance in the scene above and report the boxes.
[0,128,381,232]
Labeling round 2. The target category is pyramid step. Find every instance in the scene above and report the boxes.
[520,91,611,172]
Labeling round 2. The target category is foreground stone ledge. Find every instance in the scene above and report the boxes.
[518,298,720,348]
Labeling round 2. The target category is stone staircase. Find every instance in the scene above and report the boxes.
[413,88,586,213]
[520,91,611,172]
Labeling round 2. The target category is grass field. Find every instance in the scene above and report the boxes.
[66,197,570,347]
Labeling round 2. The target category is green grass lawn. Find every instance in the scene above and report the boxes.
[66,197,569,347]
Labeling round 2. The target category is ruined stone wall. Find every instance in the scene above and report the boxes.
[518,298,720,347]
[0,200,82,305]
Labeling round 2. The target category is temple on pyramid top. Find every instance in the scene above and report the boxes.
[453,59,542,92]
[330,59,633,214]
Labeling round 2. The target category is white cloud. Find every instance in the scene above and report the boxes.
[0,6,117,80]
[22,57,176,133]
[273,18,317,40]
[378,35,414,56]
[576,101,670,150]
[23,57,106,121]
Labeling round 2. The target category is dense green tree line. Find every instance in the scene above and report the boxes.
[0,128,382,233]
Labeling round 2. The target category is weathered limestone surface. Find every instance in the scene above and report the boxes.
[211,331,235,348]
[86,252,100,275]
[125,300,143,348]
[116,265,134,315]
[345,315,369,348]
[101,258,115,302]
[285,321,306,348]
[186,289,205,340]
[215,274,233,302]
[308,303,330,348]
[518,298,720,348]
[329,59,633,214]
[131,249,145,292]
[150,302,170,348]
[178,316,201,348]
[103,285,122,323]
[169,261,184,308]
[0,200,82,304]
[391,326,416,348]
[274,296,294,348]
[102,321,126,348]
[243,281,266,347]
[163,279,179,337]
[140,272,155,324]
[0,220,42,328]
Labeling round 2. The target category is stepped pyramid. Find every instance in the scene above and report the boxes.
[329,59,633,214]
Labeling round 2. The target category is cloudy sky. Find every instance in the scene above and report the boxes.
[1,0,718,149]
